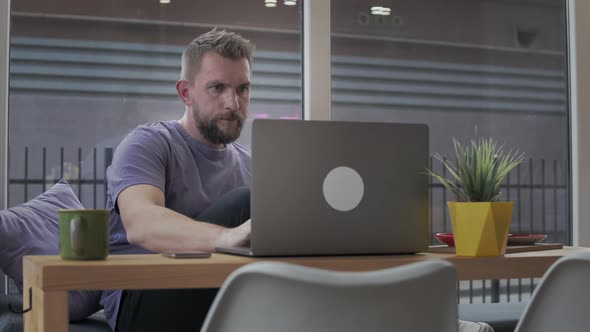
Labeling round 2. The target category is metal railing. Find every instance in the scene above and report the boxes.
[8,146,113,209]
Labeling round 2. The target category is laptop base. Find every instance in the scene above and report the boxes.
[215,246,254,256]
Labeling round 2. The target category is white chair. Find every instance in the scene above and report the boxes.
[514,251,590,332]
[201,260,458,332]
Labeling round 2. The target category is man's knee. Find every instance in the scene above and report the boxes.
[197,186,250,227]
[228,186,250,211]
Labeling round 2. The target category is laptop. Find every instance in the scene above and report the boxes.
[216,119,430,256]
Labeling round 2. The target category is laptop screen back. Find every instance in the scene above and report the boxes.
[250,119,429,256]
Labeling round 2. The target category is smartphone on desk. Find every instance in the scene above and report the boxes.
[161,251,212,259]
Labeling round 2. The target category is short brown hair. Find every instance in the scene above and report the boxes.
[180,28,255,84]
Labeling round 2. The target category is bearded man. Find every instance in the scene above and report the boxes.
[100,28,253,332]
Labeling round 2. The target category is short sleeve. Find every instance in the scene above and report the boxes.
[107,128,168,211]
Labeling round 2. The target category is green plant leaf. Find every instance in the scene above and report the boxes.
[426,136,524,202]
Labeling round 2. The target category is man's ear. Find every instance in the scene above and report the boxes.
[176,80,192,106]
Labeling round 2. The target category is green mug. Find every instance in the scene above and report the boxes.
[58,209,109,260]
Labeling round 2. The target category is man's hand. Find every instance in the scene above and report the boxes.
[219,219,251,248]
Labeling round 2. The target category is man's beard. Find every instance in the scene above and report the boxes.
[191,106,245,146]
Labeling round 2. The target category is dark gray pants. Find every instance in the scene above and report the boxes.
[116,187,250,332]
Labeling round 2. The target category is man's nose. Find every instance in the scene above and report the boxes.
[224,90,240,110]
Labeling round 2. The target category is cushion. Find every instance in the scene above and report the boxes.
[0,293,23,332]
[1,293,111,332]
[0,179,102,321]
[459,320,496,332]
[459,302,528,332]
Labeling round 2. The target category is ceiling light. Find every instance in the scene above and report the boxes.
[371,6,391,16]
[160,0,171,4]
[284,0,297,5]
[265,0,277,7]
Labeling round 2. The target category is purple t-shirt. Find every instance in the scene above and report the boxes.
[99,120,251,330]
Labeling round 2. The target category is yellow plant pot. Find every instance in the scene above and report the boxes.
[448,201,513,257]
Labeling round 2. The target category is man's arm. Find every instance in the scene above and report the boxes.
[117,184,250,253]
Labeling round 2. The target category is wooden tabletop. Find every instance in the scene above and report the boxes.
[22,247,590,332]
[23,247,590,291]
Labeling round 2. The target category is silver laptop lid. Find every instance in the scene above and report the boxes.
[250,119,429,256]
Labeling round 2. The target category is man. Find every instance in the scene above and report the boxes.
[99,28,255,332]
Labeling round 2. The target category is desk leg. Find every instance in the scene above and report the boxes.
[23,283,68,332]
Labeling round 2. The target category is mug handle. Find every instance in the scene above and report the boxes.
[70,216,84,255]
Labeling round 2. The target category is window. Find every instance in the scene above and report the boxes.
[331,0,569,303]
[8,0,303,208]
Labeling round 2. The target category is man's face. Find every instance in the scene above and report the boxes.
[188,52,251,146]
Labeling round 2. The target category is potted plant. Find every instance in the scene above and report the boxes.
[427,137,524,257]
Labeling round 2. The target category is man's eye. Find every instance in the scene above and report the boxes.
[210,85,223,92]
[239,86,250,94]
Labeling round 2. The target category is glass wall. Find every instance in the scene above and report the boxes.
[4,0,573,304]
[8,0,303,209]
[331,0,569,303]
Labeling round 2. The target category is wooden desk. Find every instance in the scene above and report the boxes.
[22,247,590,332]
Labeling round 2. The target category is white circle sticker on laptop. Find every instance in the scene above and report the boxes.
[323,166,364,212]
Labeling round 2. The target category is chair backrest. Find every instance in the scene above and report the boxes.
[515,251,590,332]
[201,260,458,332]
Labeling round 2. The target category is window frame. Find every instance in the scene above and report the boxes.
[568,0,590,245]
[0,0,9,295]
[0,0,9,211]
[303,0,331,120]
